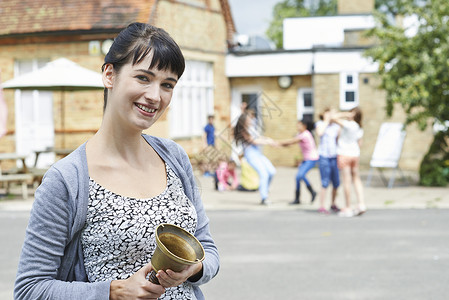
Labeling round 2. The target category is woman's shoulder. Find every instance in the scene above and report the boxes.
[142,135,189,162]
[143,134,181,150]
[50,143,87,175]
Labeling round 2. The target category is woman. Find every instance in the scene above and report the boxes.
[280,120,319,205]
[332,107,366,217]
[14,23,219,300]
[233,112,277,205]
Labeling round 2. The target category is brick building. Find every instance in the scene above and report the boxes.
[226,0,433,171]
[0,0,235,168]
[0,0,434,172]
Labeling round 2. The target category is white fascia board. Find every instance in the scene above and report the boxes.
[314,51,378,74]
[226,52,313,77]
[226,50,378,77]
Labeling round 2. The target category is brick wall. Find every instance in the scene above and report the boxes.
[313,73,433,171]
[0,41,104,151]
[229,76,313,167]
[149,0,231,156]
[229,72,433,171]
[0,0,230,162]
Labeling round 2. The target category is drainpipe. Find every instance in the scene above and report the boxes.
[148,0,160,24]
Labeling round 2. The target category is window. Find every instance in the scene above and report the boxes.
[345,91,355,102]
[340,72,359,110]
[169,60,214,138]
[346,75,353,84]
[297,88,314,131]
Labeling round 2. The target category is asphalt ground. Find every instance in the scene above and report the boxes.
[1,167,449,299]
[201,209,449,300]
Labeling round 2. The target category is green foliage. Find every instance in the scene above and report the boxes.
[266,0,337,49]
[365,0,449,186]
[365,0,449,129]
[419,131,449,186]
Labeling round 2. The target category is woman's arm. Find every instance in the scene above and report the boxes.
[14,167,111,300]
[176,146,220,286]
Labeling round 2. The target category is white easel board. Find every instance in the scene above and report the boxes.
[370,122,406,168]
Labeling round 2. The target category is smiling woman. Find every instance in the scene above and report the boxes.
[14,22,219,300]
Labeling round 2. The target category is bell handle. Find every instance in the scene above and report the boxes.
[148,270,160,285]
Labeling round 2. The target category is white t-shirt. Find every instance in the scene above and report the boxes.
[337,120,363,157]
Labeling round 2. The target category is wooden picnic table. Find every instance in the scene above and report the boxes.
[0,152,29,174]
[0,152,33,199]
[33,147,73,167]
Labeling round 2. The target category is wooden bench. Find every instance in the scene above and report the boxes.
[0,173,33,199]
[29,167,48,186]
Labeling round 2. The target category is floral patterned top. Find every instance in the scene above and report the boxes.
[81,163,198,299]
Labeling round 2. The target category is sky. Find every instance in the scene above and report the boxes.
[228,0,281,37]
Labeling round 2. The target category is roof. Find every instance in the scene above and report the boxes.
[0,0,236,41]
[218,0,236,43]
[0,0,156,36]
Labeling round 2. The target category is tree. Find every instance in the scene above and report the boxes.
[266,0,337,49]
[365,0,449,186]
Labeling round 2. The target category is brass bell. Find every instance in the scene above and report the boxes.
[148,223,205,285]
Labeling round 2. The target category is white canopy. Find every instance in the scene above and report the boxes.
[2,58,104,90]
[1,58,104,147]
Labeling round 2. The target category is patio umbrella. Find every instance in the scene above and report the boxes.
[1,58,104,146]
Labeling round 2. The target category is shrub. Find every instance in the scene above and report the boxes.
[419,131,449,187]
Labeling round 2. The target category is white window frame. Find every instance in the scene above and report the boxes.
[296,88,314,121]
[169,60,214,138]
[339,72,359,110]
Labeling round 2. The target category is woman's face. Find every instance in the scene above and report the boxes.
[103,53,178,131]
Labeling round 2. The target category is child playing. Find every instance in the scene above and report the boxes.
[331,107,366,217]
[237,156,259,192]
[214,159,239,191]
[280,120,319,204]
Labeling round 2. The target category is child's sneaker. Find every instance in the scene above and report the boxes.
[318,207,329,215]
[338,209,354,218]
[330,204,340,213]
[354,204,367,216]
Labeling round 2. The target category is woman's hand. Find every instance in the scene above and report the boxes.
[110,263,165,300]
[156,262,203,288]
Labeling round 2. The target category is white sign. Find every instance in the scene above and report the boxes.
[370,123,406,168]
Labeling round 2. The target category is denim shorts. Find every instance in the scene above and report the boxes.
[319,156,340,188]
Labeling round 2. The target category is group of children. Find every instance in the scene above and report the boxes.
[307,107,366,217]
[203,106,366,217]
[279,106,366,217]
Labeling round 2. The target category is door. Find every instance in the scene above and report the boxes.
[297,88,314,131]
[230,86,263,163]
[231,85,263,128]
[15,59,55,168]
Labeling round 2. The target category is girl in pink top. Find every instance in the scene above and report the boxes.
[215,160,239,191]
[281,120,319,204]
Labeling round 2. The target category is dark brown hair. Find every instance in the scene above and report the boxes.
[233,113,250,145]
[101,22,185,110]
[351,106,363,127]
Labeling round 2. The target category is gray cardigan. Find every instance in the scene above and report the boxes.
[14,135,219,300]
